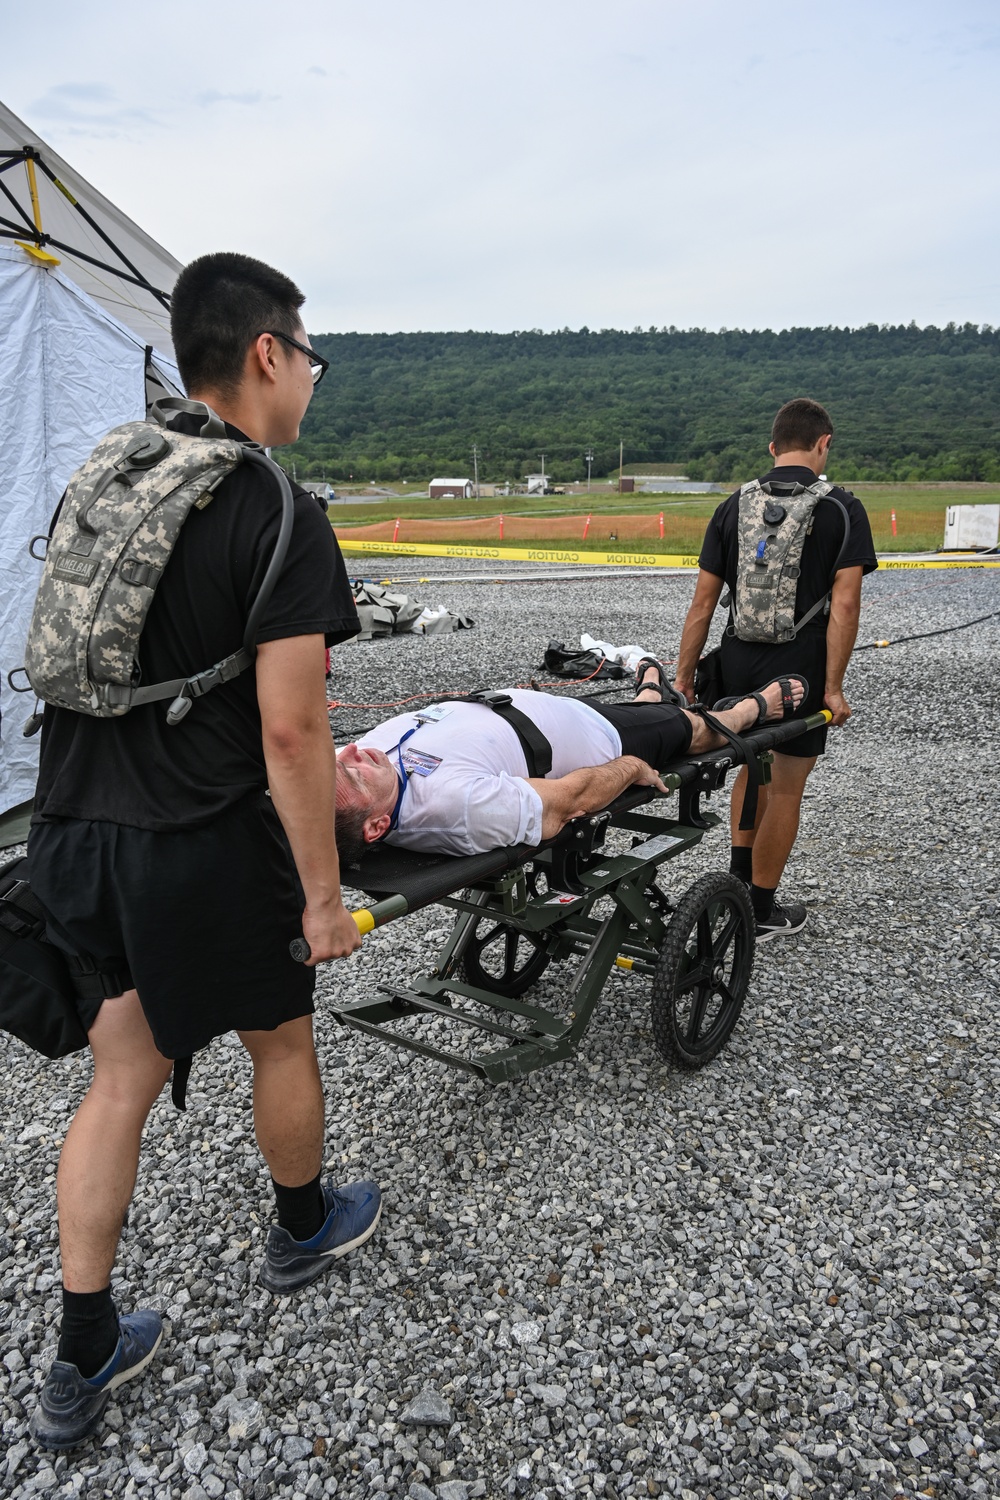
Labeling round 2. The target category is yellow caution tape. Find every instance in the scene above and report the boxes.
[336,538,1000,570]
[876,557,1000,570]
[337,540,705,568]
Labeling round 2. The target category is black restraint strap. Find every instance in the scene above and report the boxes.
[65,953,133,1003]
[464,691,553,778]
[421,691,554,779]
[688,706,762,832]
[66,955,190,1109]
[171,1056,192,1111]
[0,878,47,939]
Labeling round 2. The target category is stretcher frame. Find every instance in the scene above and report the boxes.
[331,712,830,1082]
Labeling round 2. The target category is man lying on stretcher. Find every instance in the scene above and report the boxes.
[333,662,807,863]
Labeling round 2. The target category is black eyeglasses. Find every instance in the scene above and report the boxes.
[259,330,329,386]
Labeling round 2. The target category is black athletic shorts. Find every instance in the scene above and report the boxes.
[719,629,828,759]
[584,698,693,767]
[27,791,315,1058]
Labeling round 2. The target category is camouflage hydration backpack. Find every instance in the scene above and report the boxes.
[20,399,294,730]
[730,478,849,644]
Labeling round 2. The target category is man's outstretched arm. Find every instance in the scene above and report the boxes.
[673,568,725,702]
[257,633,361,963]
[824,565,864,726]
[527,758,667,841]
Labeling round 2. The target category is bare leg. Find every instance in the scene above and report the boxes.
[744,751,817,888]
[58,992,173,1293]
[238,1015,325,1188]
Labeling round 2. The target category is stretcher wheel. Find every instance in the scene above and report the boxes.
[461,919,551,998]
[650,872,754,1069]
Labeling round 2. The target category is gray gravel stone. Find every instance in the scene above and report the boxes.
[282,1433,315,1463]
[400,1388,454,1425]
[226,1396,264,1440]
[182,1442,208,1475]
[528,1381,567,1408]
[436,1483,470,1500]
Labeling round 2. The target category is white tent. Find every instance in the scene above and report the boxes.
[0,102,183,840]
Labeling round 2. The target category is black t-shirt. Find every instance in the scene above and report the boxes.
[698,466,878,632]
[34,417,359,830]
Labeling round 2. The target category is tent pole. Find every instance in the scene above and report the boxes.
[0,191,40,234]
[32,153,171,311]
[24,154,42,233]
[40,235,171,300]
[0,166,40,234]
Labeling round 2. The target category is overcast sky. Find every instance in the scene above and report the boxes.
[4,0,999,334]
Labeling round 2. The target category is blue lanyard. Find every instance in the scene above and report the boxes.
[387,726,418,832]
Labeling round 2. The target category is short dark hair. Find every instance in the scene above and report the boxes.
[771,398,834,456]
[170,251,305,397]
[334,800,371,871]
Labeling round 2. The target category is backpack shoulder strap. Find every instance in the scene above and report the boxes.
[150,395,229,439]
[126,431,296,724]
[790,487,851,636]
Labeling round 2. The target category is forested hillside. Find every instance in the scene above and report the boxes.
[287,324,1000,484]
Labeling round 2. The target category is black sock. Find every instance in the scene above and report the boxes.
[272,1172,326,1241]
[729,846,753,882]
[750,883,777,921]
[57,1286,119,1379]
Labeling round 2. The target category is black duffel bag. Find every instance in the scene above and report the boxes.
[694,643,725,708]
[542,640,627,682]
[0,856,89,1058]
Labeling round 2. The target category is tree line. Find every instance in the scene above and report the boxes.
[284,323,1000,484]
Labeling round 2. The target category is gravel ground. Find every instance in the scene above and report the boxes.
[2,561,998,1500]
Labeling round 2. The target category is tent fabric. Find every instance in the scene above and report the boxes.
[0,102,182,818]
[0,244,182,815]
[0,101,181,358]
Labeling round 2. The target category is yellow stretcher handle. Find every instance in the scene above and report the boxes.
[290,895,409,962]
[353,894,409,930]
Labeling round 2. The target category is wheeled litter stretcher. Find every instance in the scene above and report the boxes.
[329,711,831,1083]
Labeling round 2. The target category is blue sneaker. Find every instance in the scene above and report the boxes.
[29,1310,163,1450]
[260,1180,382,1293]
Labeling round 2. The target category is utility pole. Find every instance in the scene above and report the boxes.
[618,440,623,495]
[585,448,594,492]
[472,443,480,500]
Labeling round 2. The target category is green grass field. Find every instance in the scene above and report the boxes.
[329,484,1000,553]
